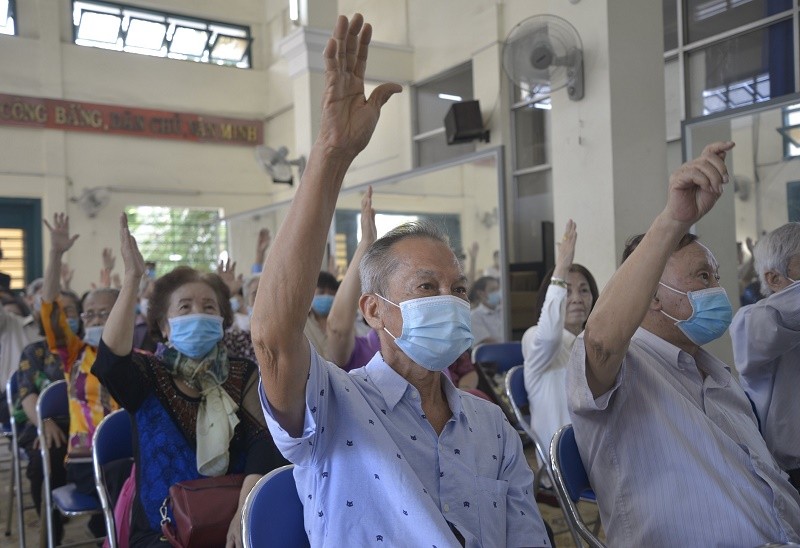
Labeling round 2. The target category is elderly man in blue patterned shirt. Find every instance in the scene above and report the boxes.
[251,12,550,548]
[567,142,800,547]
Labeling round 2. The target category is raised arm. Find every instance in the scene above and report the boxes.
[251,13,401,437]
[325,186,377,365]
[101,214,146,356]
[42,213,79,303]
[582,141,734,397]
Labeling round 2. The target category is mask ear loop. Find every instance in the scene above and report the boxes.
[657,281,688,323]
[375,294,400,339]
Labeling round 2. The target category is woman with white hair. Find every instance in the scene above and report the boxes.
[731,222,800,492]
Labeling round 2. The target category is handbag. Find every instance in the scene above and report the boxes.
[159,474,246,548]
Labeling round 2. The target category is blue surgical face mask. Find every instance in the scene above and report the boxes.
[167,313,224,359]
[67,317,81,335]
[311,294,335,317]
[229,297,241,314]
[486,290,502,308]
[659,283,732,345]
[378,294,474,372]
[83,325,104,347]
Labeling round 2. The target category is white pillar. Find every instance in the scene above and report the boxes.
[549,0,667,287]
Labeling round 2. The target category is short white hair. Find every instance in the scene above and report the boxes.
[753,222,800,296]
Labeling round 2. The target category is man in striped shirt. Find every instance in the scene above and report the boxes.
[567,142,800,547]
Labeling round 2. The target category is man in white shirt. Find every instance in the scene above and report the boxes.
[731,222,800,491]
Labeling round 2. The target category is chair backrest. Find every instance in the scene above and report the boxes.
[93,409,133,548]
[242,464,309,548]
[504,365,550,484]
[5,369,18,427]
[472,342,524,374]
[37,379,68,425]
[551,424,606,548]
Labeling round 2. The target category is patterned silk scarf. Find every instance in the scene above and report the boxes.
[158,343,240,477]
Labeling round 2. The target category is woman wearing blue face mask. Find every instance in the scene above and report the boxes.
[303,271,340,356]
[92,215,287,548]
[469,276,504,346]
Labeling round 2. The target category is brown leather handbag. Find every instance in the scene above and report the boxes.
[159,474,246,548]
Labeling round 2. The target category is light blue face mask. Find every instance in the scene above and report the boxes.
[486,290,502,308]
[659,283,732,345]
[311,294,335,317]
[378,294,474,372]
[67,317,81,335]
[168,313,224,359]
[83,325,104,347]
[229,297,241,314]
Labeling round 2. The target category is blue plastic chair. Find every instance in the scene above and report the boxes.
[5,371,28,546]
[472,342,524,374]
[505,365,584,547]
[241,464,309,548]
[92,410,133,548]
[550,424,605,548]
[37,380,103,548]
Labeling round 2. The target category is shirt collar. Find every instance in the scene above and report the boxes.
[365,352,465,417]
[634,327,731,386]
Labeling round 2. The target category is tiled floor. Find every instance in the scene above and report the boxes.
[0,438,602,547]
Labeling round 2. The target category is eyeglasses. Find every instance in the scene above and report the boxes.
[80,310,110,321]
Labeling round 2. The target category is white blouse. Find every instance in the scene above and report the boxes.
[521,284,576,457]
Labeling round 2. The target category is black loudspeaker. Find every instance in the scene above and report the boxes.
[444,100,490,145]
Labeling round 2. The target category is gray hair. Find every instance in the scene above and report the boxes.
[753,222,800,296]
[359,221,452,296]
[86,287,120,303]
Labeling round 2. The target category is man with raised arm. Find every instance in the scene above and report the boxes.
[567,142,800,546]
[251,13,550,548]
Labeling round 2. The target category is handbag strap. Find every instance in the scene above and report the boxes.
[159,496,181,547]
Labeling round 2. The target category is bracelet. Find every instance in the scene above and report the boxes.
[550,277,567,288]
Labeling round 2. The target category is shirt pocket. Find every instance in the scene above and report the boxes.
[474,475,508,548]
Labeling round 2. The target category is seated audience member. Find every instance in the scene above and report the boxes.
[568,142,800,546]
[731,222,800,491]
[304,271,339,354]
[522,220,597,456]
[251,14,551,547]
[0,290,41,389]
[41,213,121,537]
[469,276,503,345]
[93,224,287,547]
[325,186,379,369]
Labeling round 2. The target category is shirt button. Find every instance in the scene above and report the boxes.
[411,392,418,399]
[443,504,450,512]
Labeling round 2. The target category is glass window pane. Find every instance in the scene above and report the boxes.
[685,0,791,44]
[663,0,678,50]
[414,65,474,135]
[0,228,26,290]
[513,170,553,263]
[169,26,209,56]
[77,11,122,43]
[415,133,475,167]
[125,18,166,50]
[687,21,794,117]
[513,100,550,169]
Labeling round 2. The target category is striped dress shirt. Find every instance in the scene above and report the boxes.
[567,327,800,547]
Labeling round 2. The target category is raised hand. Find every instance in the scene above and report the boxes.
[102,247,116,272]
[554,219,577,278]
[217,258,243,295]
[119,214,145,280]
[468,241,479,260]
[317,14,402,161]
[360,186,377,245]
[44,213,79,255]
[665,141,735,227]
[255,228,271,264]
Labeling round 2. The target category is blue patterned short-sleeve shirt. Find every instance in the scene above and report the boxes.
[260,346,550,548]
